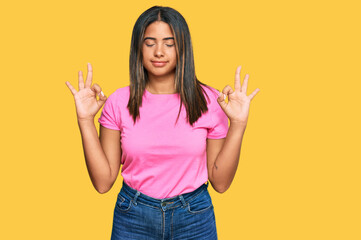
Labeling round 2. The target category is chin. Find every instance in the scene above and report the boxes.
[148,69,173,76]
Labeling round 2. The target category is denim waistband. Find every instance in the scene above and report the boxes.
[120,180,209,211]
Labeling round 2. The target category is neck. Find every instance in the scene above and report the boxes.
[146,71,177,94]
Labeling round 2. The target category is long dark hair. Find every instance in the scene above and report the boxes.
[127,6,214,126]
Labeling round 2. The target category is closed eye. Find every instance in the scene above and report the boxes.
[145,44,174,47]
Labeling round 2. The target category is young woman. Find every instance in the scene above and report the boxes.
[65,6,259,240]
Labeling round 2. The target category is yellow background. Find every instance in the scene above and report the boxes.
[1,0,360,239]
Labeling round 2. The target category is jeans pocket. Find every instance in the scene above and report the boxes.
[187,189,214,215]
[115,192,133,213]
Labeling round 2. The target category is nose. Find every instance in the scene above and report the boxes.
[154,44,164,57]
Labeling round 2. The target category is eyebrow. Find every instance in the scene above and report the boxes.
[143,37,174,41]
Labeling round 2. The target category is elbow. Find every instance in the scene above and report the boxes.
[215,184,230,194]
[94,176,115,194]
[96,187,110,194]
[209,178,230,194]
[215,187,227,194]
[95,182,112,194]
[211,183,229,194]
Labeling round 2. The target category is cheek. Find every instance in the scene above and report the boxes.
[169,50,177,61]
[142,53,152,67]
[142,46,150,57]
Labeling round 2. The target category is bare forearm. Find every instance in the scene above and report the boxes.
[212,122,247,192]
[78,119,111,193]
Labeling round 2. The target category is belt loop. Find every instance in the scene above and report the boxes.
[133,191,140,206]
[178,195,187,208]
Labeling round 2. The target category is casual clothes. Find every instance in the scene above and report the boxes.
[98,84,228,199]
[110,180,218,240]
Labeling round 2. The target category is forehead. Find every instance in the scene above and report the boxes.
[144,21,174,38]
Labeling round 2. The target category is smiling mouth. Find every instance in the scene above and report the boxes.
[151,61,168,67]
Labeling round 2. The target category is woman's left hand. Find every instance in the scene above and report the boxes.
[217,66,260,125]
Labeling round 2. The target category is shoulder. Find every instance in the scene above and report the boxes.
[199,84,221,107]
[110,85,130,97]
[106,85,130,103]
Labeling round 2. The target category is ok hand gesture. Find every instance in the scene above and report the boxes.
[217,66,260,125]
[65,63,107,121]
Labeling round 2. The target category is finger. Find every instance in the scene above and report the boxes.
[78,70,85,90]
[98,90,107,104]
[65,81,78,96]
[217,89,227,109]
[85,63,93,88]
[221,85,234,98]
[248,88,260,101]
[217,89,225,102]
[217,85,233,109]
[234,65,241,92]
[92,83,107,104]
[242,74,249,94]
[91,83,102,96]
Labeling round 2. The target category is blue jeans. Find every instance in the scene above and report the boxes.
[111,180,218,240]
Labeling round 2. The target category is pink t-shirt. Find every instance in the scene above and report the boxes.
[98,84,229,198]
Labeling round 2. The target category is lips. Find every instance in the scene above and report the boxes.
[151,61,167,67]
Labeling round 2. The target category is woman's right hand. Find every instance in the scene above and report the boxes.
[65,63,107,121]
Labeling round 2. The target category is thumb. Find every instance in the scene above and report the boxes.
[217,90,227,109]
[91,83,107,106]
[97,91,107,105]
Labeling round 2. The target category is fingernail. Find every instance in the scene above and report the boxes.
[101,91,104,96]
[223,93,226,100]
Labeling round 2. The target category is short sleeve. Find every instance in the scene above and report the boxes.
[207,90,229,139]
[98,90,121,131]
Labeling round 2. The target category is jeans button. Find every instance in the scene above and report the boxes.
[161,202,166,207]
